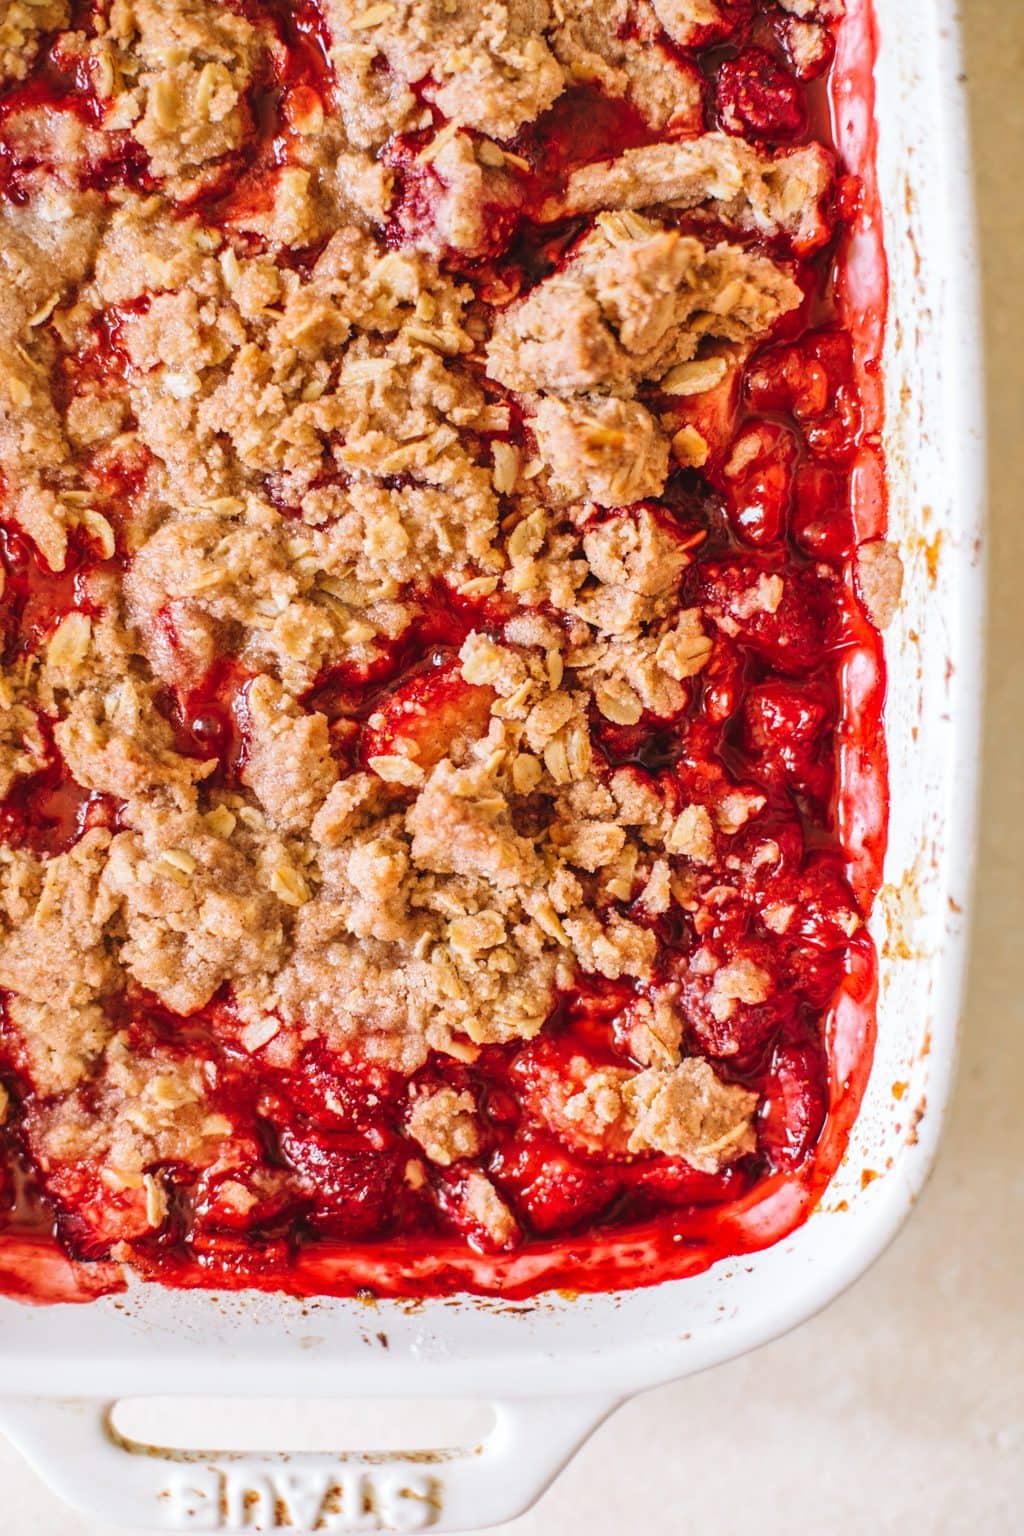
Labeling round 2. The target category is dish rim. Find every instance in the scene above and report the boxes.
[0,0,985,1406]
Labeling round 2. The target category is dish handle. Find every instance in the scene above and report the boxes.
[0,1393,620,1532]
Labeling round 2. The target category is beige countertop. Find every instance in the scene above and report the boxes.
[3,1,1021,1529]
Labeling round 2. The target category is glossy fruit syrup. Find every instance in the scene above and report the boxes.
[0,0,890,1302]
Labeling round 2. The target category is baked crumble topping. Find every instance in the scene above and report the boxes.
[0,0,894,1287]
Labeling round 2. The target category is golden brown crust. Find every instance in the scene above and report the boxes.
[0,2,69,86]
[487,218,801,397]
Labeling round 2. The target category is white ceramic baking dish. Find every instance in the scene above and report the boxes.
[0,0,984,1529]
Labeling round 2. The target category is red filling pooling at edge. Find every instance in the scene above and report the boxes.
[0,0,890,1303]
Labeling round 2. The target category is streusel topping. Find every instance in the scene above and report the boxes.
[0,0,890,1280]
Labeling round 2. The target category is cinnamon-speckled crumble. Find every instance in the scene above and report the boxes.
[0,0,887,1270]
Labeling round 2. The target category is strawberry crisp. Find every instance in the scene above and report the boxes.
[0,0,897,1299]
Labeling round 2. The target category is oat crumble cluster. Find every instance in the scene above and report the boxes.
[0,0,894,1278]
